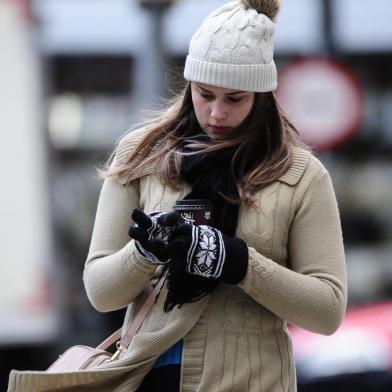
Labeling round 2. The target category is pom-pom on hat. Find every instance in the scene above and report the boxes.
[184,0,281,92]
[242,0,281,21]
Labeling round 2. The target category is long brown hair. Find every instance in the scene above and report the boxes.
[103,82,307,206]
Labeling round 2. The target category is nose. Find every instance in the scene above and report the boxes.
[210,101,228,121]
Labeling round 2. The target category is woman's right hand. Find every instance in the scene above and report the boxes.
[129,209,178,265]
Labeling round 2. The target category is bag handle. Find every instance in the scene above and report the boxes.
[96,270,168,353]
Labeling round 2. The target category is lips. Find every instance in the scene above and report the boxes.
[208,125,231,134]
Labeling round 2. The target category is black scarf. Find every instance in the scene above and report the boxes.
[164,145,240,311]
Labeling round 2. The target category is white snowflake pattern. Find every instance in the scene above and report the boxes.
[195,232,217,270]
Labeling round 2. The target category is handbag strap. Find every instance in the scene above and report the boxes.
[96,270,168,352]
[96,327,122,351]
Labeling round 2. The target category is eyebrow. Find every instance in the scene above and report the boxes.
[197,84,247,96]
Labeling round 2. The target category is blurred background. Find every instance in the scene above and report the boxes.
[1,0,392,390]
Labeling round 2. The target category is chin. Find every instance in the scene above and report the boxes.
[203,127,233,141]
[205,132,225,141]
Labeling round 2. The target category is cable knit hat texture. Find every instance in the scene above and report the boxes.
[184,0,280,92]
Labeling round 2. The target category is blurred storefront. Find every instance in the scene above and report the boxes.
[1,0,392,390]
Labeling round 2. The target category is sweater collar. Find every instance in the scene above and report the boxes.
[278,147,310,186]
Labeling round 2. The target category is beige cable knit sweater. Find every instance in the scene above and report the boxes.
[8,129,347,392]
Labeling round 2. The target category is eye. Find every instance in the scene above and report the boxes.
[227,97,242,103]
[200,93,214,100]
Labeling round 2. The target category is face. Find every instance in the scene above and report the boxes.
[191,82,255,140]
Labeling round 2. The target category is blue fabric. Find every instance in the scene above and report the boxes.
[153,339,183,368]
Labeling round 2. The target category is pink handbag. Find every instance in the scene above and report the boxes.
[46,272,167,372]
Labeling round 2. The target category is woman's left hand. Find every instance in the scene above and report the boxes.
[170,223,249,284]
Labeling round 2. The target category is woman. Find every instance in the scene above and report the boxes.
[8,0,346,391]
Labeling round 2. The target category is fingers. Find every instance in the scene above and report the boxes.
[130,210,194,262]
[132,209,178,229]
[128,226,148,242]
[173,223,193,236]
[166,236,189,257]
[143,239,167,253]
[142,236,189,260]
[158,211,178,227]
[143,239,173,262]
[131,208,152,230]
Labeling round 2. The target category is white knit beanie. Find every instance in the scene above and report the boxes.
[184,0,281,92]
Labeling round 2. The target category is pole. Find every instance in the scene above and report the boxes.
[135,0,174,110]
[321,0,337,58]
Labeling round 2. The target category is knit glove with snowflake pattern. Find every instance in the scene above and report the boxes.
[129,208,178,265]
[169,223,249,284]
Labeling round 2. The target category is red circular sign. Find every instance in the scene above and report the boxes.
[276,58,363,151]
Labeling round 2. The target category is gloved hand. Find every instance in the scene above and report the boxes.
[169,223,248,284]
[129,209,178,265]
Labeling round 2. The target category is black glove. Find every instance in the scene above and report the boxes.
[129,209,178,265]
[170,223,248,284]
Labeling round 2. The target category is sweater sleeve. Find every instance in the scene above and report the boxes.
[238,171,347,335]
[83,176,157,312]
[83,138,158,312]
